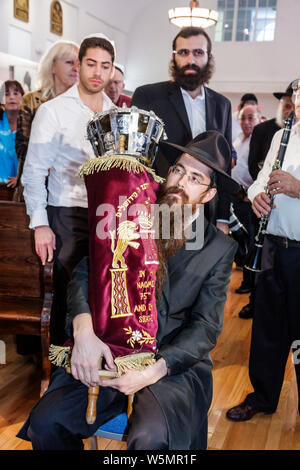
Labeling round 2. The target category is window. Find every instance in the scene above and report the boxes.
[215,0,235,42]
[215,0,277,42]
[255,0,277,41]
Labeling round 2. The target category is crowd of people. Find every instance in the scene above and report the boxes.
[0,26,299,451]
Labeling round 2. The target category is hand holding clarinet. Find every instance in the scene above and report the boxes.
[252,170,300,218]
[245,111,295,272]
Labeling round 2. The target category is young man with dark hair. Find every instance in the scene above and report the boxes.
[131,27,232,235]
[21,35,115,345]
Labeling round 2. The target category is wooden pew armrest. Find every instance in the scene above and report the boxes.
[40,260,54,327]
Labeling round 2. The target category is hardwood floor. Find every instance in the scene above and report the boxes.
[0,264,298,451]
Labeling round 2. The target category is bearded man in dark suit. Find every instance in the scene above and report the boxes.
[17,131,239,451]
[131,27,232,235]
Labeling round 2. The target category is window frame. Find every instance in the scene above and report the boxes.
[214,0,277,43]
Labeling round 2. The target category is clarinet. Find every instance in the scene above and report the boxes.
[245,110,294,272]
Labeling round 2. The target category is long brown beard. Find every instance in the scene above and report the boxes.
[155,185,191,301]
[169,58,215,90]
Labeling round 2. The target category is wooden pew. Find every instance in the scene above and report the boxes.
[0,183,14,201]
[0,201,53,395]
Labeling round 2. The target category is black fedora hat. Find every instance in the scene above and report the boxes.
[273,81,294,100]
[161,130,241,194]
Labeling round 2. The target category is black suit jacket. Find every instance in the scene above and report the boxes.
[248,118,280,181]
[131,81,232,222]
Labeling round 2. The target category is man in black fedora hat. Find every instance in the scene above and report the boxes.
[17,130,238,450]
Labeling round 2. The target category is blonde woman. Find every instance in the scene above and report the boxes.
[14,40,79,199]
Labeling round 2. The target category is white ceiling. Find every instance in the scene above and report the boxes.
[74,0,156,34]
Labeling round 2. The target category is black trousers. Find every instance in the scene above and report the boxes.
[232,197,256,267]
[245,237,300,412]
[47,206,89,345]
[17,367,168,450]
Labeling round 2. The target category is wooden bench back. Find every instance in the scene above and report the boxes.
[0,183,14,201]
[0,201,43,299]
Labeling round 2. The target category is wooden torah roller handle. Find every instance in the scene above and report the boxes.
[86,370,117,425]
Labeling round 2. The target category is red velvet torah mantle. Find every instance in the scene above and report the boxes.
[81,156,163,368]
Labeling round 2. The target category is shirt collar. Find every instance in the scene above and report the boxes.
[181,87,205,101]
[235,132,251,144]
[293,119,300,137]
[62,84,114,111]
[62,83,81,99]
[102,91,114,109]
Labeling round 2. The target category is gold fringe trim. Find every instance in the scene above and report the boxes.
[48,344,71,368]
[78,154,165,184]
[48,345,156,376]
[114,352,156,376]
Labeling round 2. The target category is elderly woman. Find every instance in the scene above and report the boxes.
[0,80,24,198]
[14,40,79,199]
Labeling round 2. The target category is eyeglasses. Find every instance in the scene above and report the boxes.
[173,48,208,58]
[171,165,211,187]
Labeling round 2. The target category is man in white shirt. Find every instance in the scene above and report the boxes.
[226,78,300,422]
[22,35,115,344]
[232,93,258,143]
[232,104,260,190]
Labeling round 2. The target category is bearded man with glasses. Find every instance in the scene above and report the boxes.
[17,131,239,450]
[132,26,233,234]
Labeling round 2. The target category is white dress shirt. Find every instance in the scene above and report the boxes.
[181,87,206,138]
[22,84,114,229]
[231,132,253,190]
[248,122,300,240]
[232,110,241,142]
[181,87,228,225]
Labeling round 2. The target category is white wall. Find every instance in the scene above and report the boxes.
[226,92,281,122]
[211,0,300,94]
[0,0,129,76]
[125,0,300,117]
[0,0,299,118]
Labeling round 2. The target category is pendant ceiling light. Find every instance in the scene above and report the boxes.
[168,0,218,29]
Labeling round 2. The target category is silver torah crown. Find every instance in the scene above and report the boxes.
[86,105,166,166]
